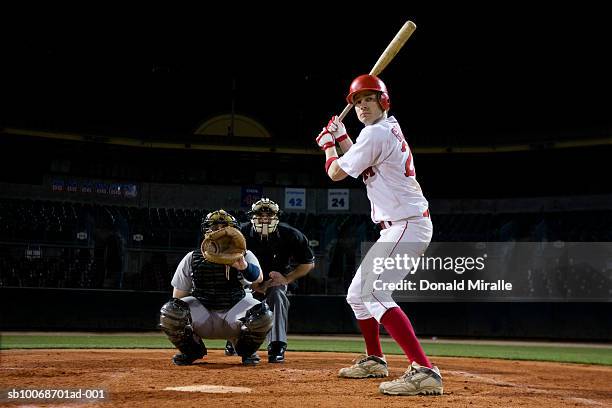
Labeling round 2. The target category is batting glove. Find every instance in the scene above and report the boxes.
[326,116,349,142]
[316,127,335,150]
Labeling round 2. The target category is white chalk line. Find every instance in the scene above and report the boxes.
[447,370,607,407]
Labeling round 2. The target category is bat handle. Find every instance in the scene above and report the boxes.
[337,103,353,122]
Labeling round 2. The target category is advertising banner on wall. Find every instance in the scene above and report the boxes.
[241,185,263,208]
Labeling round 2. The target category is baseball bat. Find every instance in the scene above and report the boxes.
[338,20,417,121]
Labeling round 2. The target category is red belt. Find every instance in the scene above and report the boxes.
[378,209,430,230]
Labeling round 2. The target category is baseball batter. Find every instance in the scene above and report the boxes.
[316,74,443,396]
[159,209,273,366]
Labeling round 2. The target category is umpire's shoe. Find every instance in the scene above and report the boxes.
[241,353,261,366]
[379,361,443,396]
[225,340,237,356]
[267,341,287,363]
[338,355,388,378]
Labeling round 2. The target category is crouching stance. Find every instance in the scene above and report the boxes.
[160,298,207,365]
[159,209,272,365]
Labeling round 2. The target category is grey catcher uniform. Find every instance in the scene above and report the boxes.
[159,209,273,366]
[171,249,261,342]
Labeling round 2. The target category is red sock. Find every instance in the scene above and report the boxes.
[380,307,431,368]
[356,317,383,358]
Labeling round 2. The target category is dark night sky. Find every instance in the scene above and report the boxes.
[2,5,611,146]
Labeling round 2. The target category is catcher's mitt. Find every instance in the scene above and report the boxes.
[201,226,247,265]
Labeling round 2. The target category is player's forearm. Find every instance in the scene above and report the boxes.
[173,288,190,298]
[325,145,338,161]
[323,147,340,180]
[285,263,315,284]
[253,270,263,284]
[324,148,348,181]
[238,261,261,283]
[244,251,263,283]
[337,136,353,153]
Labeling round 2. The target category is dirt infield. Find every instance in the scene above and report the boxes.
[1,349,611,407]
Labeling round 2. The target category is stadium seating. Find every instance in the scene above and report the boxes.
[0,197,610,293]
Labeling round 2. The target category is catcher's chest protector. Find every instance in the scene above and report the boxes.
[191,250,245,310]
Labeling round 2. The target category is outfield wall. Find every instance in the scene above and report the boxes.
[1,288,610,341]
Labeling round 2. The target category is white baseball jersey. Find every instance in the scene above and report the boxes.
[337,116,428,223]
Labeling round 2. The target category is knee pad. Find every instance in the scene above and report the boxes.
[234,302,273,357]
[160,298,191,337]
[159,298,206,356]
[243,301,274,332]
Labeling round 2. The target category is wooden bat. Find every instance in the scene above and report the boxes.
[338,20,417,121]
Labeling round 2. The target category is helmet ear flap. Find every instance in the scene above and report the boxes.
[346,74,390,108]
[378,92,390,111]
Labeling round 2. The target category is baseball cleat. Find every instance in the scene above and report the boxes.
[241,353,261,366]
[378,361,443,396]
[225,340,237,356]
[267,341,287,363]
[338,355,388,378]
[172,351,205,366]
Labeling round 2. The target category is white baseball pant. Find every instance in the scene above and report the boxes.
[346,215,433,321]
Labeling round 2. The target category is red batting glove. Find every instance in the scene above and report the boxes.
[326,116,349,142]
[315,127,335,150]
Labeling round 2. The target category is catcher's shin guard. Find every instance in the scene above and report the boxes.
[234,302,273,358]
[159,298,206,361]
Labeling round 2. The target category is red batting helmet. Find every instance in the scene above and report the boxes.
[346,74,390,111]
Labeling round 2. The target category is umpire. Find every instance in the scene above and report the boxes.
[226,198,315,363]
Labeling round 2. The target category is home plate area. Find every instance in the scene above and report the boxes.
[164,385,251,393]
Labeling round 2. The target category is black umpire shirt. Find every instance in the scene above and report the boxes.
[240,221,314,281]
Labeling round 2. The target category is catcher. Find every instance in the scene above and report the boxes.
[159,209,273,366]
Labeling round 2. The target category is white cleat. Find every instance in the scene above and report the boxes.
[338,355,389,378]
[379,361,443,396]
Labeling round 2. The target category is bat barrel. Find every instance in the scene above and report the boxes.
[334,21,416,126]
[369,21,416,76]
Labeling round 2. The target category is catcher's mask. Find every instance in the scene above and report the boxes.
[201,209,239,234]
[248,198,280,238]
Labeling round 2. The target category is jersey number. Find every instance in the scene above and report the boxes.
[393,126,415,178]
[362,166,376,182]
[403,142,416,177]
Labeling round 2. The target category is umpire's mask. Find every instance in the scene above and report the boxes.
[249,198,280,239]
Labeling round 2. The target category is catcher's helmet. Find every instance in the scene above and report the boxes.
[346,74,390,111]
[248,197,281,238]
[201,209,238,233]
